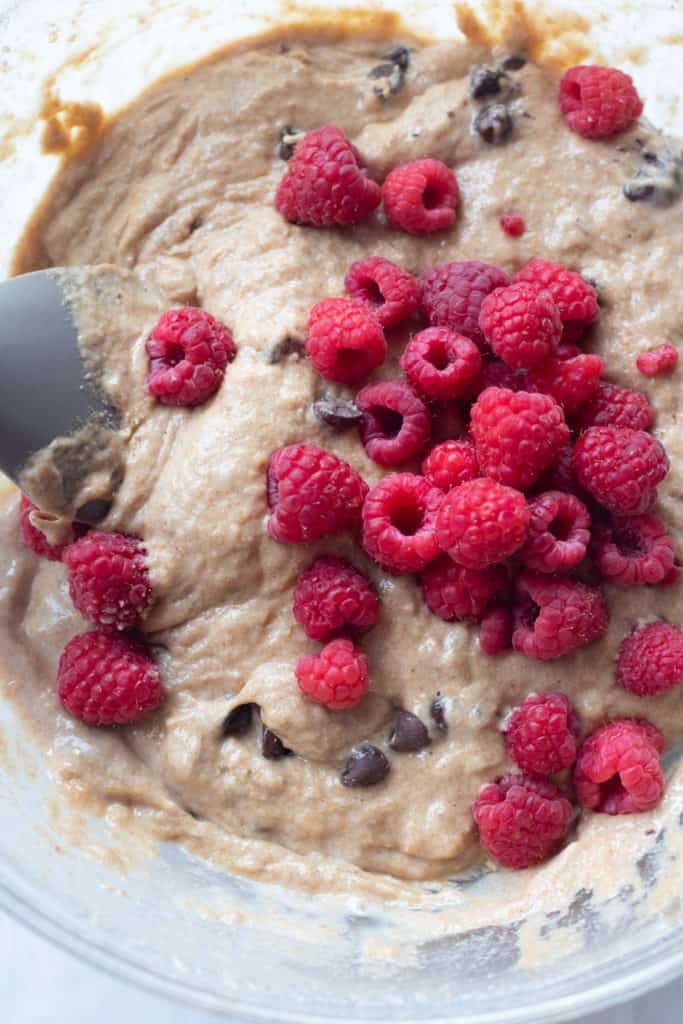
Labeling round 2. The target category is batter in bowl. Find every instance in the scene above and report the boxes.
[1,24,682,896]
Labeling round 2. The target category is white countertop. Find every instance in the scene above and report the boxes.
[1,909,681,1023]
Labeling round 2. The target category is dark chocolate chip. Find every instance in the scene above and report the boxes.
[267,335,306,364]
[369,61,397,80]
[388,711,431,753]
[469,65,507,100]
[75,498,112,525]
[382,45,410,70]
[276,125,304,161]
[501,53,527,71]
[430,698,448,733]
[221,703,256,737]
[623,150,682,206]
[369,62,405,101]
[260,724,292,760]
[341,742,390,787]
[312,398,363,431]
[189,214,203,233]
[623,180,657,202]
[473,104,513,144]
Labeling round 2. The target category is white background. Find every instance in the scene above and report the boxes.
[1,910,682,1023]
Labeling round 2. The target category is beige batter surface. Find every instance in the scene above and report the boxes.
[2,28,683,899]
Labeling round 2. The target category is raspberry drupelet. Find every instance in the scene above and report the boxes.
[505,691,580,775]
[573,720,664,814]
[616,622,683,696]
[63,531,153,632]
[361,473,443,574]
[146,308,235,407]
[356,380,431,466]
[344,257,417,328]
[293,556,379,641]
[382,159,459,234]
[295,637,369,711]
[512,571,608,661]
[400,327,482,400]
[306,298,387,385]
[473,773,573,869]
[636,341,679,378]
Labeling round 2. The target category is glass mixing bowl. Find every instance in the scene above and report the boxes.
[1,1,682,1020]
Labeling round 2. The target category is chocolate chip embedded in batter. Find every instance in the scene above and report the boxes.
[221,703,256,737]
[473,104,513,144]
[341,742,390,787]
[382,45,410,70]
[623,149,682,206]
[74,497,112,525]
[469,65,508,100]
[501,54,527,71]
[276,125,305,161]
[267,334,306,364]
[312,398,363,431]
[388,711,431,753]
[368,61,405,101]
[430,698,448,733]
[260,724,292,759]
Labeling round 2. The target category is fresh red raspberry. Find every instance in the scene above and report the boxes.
[306,298,386,385]
[527,354,604,413]
[295,637,369,711]
[513,571,608,660]
[470,359,527,397]
[636,342,679,378]
[555,341,583,361]
[361,473,443,574]
[533,446,583,497]
[293,556,379,641]
[479,605,512,656]
[417,261,510,349]
[575,380,654,432]
[146,308,235,407]
[479,283,561,370]
[422,440,479,492]
[514,259,599,335]
[63,532,152,632]
[505,692,580,774]
[572,427,669,516]
[559,65,643,139]
[344,257,417,328]
[58,630,164,726]
[573,719,664,814]
[616,622,683,696]
[592,514,675,586]
[356,380,431,466]
[473,773,572,869]
[521,491,590,573]
[19,495,81,562]
[499,212,525,237]
[421,555,506,621]
[436,477,530,569]
[400,327,482,400]
[470,387,570,492]
[382,159,459,235]
[274,124,381,226]
[267,444,368,544]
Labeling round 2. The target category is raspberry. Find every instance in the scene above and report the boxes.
[382,159,459,234]
[575,380,654,432]
[512,571,608,661]
[592,514,675,585]
[293,556,379,641]
[417,260,510,349]
[63,532,152,632]
[421,555,506,621]
[267,444,368,544]
[499,211,525,237]
[430,400,467,444]
[361,473,442,574]
[572,427,669,515]
[422,440,479,492]
[295,637,369,711]
[521,491,590,573]
[344,257,417,328]
[534,446,583,497]
[356,380,431,466]
[616,622,683,696]
[436,477,530,569]
[146,308,235,407]
[274,124,381,226]
[479,283,562,369]
[573,720,664,814]
[470,387,570,491]
[58,630,164,726]
[473,773,572,869]
[514,259,598,335]
[527,354,604,413]
[505,692,580,774]
[636,341,679,378]
[479,605,511,655]
[559,65,643,140]
[470,359,527,397]
[306,298,387,385]
[400,327,482,400]
[19,495,81,562]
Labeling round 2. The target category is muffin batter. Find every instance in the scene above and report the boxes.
[2,29,683,893]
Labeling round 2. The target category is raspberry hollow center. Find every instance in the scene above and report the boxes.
[422,183,444,210]
[372,406,404,438]
[390,496,423,536]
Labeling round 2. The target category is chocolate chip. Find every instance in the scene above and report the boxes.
[341,742,390,787]
[267,335,305,364]
[276,125,304,161]
[369,61,397,80]
[75,498,112,525]
[260,724,292,759]
[388,711,431,753]
[189,214,203,233]
[473,104,513,144]
[312,398,363,431]
[469,65,507,100]
[369,62,404,101]
[382,45,410,70]
[221,703,255,737]
[623,150,682,206]
[430,698,448,733]
[501,54,526,71]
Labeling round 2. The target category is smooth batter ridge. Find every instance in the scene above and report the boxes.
[2,30,683,895]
